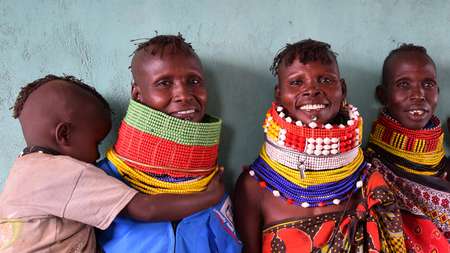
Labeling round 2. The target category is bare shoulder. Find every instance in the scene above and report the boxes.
[233,166,262,203]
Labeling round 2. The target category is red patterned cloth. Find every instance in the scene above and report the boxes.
[369,156,450,248]
[262,172,409,253]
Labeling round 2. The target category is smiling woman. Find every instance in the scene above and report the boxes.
[233,39,409,253]
[366,44,450,249]
[131,36,207,123]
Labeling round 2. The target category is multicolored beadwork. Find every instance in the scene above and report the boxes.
[114,99,221,178]
[250,103,367,208]
[264,103,362,155]
[110,99,222,194]
[368,112,445,175]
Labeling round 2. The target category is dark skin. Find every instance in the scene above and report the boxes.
[377,51,439,130]
[377,52,449,181]
[128,47,225,219]
[233,58,358,253]
[19,80,224,222]
[131,49,207,123]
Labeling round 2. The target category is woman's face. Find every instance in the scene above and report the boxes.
[275,58,346,125]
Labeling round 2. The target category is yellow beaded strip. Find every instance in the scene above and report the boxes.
[106,148,217,194]
[368,136,444,166]
[259,145,364,188]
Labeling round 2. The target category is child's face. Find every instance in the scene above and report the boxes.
[132,52,207,122]
[69,112,111,164]
[275,59,345,124]
[382,52,438,129]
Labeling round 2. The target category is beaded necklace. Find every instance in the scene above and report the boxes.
[249,103,367,208]
[368,112,446,176]
[264,103,362,155]
[107,148,218,194]
[109,99,221,194]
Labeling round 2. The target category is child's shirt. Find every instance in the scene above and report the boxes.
[0,152,137,253]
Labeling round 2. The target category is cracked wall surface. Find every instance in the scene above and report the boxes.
[1,0,450,190]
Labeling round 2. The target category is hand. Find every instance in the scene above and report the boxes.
[205,166,225,204]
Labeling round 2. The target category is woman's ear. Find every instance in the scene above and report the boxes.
[376,84,386,105]
[274,84,281,103]
[340,79,347,98]
[131,83,142,102]
[55,122,72,146]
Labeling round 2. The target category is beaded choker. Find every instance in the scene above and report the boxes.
[264,103,362,155]
[368,112,446,176]
[110,100,221,194]
[249,103,367,208]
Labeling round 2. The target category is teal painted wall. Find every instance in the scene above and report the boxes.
[1,0,450,190]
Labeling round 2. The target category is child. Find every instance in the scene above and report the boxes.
[96,35,241,253]
[367,44,450,248]
[233,39,407,252]
[0,75,225,252]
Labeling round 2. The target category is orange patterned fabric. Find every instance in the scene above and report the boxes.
[262,172,407,252]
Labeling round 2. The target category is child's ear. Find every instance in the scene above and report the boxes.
[55,122,72,146]
[274,84,281,103]
[131,83,142,102]
[375,84,386,105]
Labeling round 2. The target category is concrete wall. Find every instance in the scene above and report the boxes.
[1,0,450,190]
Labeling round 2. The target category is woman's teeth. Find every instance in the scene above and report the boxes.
[408,110,425,116]
[300,104,326,110]
[177,109,196,115]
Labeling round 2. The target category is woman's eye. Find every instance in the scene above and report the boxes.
[318,77,332,84]
[290,80,302,86]
[397,81,409,88]
[423,80,436,88]
[156,80,171,86]
[190,78,202,86]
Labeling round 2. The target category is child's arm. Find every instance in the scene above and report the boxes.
[233,170,263,253]
[122,167,225,221]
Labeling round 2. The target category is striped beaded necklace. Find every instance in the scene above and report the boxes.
[109,99,221,194]
[249,103,367,208]
[368,112,447,177]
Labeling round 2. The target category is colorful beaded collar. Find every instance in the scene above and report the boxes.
[264,103,362,156]
[249,103,367,208]
[114,99,222,178]
[368,112,446,176]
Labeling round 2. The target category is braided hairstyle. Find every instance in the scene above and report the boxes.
[270,39,338,76]
[131,33,197,59]
[12,74,110,118]
[382,43,435,85]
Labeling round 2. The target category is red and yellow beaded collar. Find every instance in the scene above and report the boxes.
[264,103,363,156]
[113,99,222,178]
[368,112,445,176]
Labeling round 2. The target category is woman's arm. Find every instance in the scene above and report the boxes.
[233,170,263,253]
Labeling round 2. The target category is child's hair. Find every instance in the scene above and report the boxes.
[382,43,435,85]
[12,74,111,118]
[131,33,197,59]
[270,39,338,76]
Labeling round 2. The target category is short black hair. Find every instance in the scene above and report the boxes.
[270,39,338,76]
[12,74,111,118]
[382,43,435,85]
[131,33,198,59]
